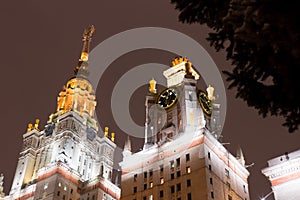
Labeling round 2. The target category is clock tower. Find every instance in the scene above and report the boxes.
[120,57,250,200]
[144,57,211,148]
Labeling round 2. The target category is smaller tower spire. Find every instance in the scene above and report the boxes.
[74,25,95,78]
[124,135,131,152]
[236,145,246,167]
[123,135,132,157]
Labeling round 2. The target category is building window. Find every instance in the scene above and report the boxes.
[189,92,192,101]
[58,182,62,187]
[187,193,192,200]
[64,186,67,191]
[186,153,190,161]
[134,174,137,181]
[176,183,181,191]
[211,191,214,199]
[243,185,247,193]
[63,195,66,200]
[209,164,212,171]
[177,198,181,200]
[44,183,48,190]
[144,172,147,179]
[176,158,180,166]
[70,189,73,194]
[57,191,60,196]
[208,152,211,160]
[143,196,146,200]
[144,183,147,190]
[149,195,153,200]
[160,165,164,172]
[160,190,164,198]
[176,171,181,177]
[170,185,175,193]
[149,169,153,177]
[149,182,153,188]
[170,161,175,169]
[225,169,230,178]
[187,179,191,187]
[160,177,164,184]
[226,181,231,189]
[210,177,213,185]
[186,166,191,174]
[171,173,175,180]
[228,195,232,200]
[133,186,137,193]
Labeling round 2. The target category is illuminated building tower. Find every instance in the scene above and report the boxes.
[120,58,250,200]
[262,149,300,200]
[2,26,120,200]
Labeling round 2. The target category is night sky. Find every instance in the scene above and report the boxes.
[0,1,299,200]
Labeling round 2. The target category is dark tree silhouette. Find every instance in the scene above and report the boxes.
[171,0,300,132]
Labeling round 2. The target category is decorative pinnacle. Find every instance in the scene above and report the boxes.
[104,127,109,137]
[206,85,216,101]
[111,132,115,142]
[171,56,188,66]
[26,119,40,132]
[74,25,95,78]
[149,78,157,94]
[34,119,40,130]
[27,123,33,132]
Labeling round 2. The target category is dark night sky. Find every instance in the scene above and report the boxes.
[0,1,299,199]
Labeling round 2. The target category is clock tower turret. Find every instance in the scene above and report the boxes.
[144,57,211,148]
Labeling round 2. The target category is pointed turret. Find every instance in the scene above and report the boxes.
[236,145,246,167]
[123,135,132,157]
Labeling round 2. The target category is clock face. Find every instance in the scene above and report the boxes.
[198,90,212,116]
[157,88,178,109]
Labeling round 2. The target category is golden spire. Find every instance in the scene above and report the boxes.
[52,26,98,131]
[74,25,95,78]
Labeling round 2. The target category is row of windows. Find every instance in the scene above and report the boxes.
[133,179,191,194]
[134,166,191,183]
[136,153,191,181]
[158,190,192,200]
